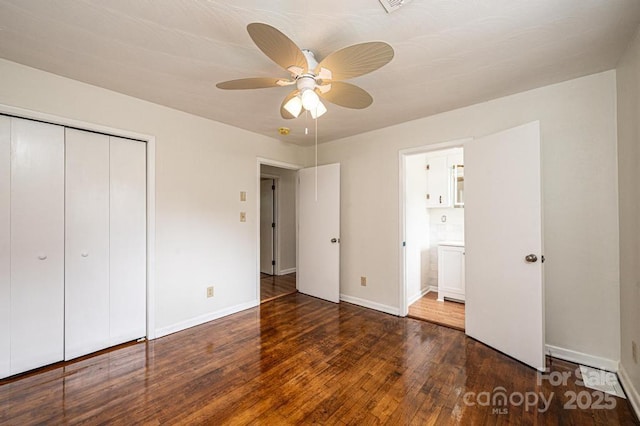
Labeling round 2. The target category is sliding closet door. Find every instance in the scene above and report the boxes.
[0,116,10,378]
[64,129,110,360]
[10,118,64,375]
[109,137,146,345]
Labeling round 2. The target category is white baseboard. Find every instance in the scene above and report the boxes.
[425,286,438,293]
[278,267,296,275]
[546,344,619,372]
[155,300,259,338]
[340,294,400,316]
[407,287,430,305]
[618,363,640,419]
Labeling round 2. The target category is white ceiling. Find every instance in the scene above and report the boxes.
[0,0,638,146]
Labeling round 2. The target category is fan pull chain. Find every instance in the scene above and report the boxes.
[305,110,309,135]
[315,114,318,201]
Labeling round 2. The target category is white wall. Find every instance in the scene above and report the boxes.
[261,165,297,273]
[616,27,640,411]
[318,71,620,365]
[0,59,305,335]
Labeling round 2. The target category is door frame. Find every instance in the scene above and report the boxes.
[398,138,471,316]
[259,174,279,275]
[256,158,301,301]
[0,103,158,340]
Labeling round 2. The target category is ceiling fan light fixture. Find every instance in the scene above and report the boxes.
[301,89,320,111]
[283,96,303,118]
[216,23,394,122]
[310,100,327,119]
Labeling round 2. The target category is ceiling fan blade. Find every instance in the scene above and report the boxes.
[317,82,373,109]
[247,23,308,75]
[216,77,291,90]
[280,90,301,119]
[315,42,394,81]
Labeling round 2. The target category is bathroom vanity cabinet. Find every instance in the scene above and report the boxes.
[437,242,465,302]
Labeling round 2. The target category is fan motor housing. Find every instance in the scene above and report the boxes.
[297,75,316,91]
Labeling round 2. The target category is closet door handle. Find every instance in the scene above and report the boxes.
[81,252,89,258]
[37,255,47,260]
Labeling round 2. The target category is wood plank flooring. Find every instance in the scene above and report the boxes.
[260,272,296,302]
[408,291,466,331]
[1,293,637,425]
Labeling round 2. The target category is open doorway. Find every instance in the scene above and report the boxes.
[259,163,298,303]
[401,142,467,330]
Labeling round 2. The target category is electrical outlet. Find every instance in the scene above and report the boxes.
[360,276,367,286]
[633,341,638,364]
[240,212,246,222]
[207,286,214,298]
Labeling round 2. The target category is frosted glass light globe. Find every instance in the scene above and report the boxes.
[301,89,319,111]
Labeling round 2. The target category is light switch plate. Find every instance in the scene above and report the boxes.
[240,212,246,222]
[240,191,246,202]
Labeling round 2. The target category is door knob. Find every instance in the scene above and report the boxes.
[330,238,340,244]
[81,252,89,258]
[37,255,47,260]
[525,254,538,263]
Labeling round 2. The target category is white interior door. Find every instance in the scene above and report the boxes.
[0,116,10,378]
[464,121,545,371]
[10,118,65,375]
[298,163,340,303]
[260,179,274,275]
[64,129,110,360]
[109,136,146,346]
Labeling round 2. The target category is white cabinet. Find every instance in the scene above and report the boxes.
[437,243,465,302]
[10,118,65,375]
[425,149,464,208]
[425,155,450,207]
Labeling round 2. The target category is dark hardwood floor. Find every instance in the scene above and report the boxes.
[1,293,637,425]
[408,291,465,331]
[260,272,296,302]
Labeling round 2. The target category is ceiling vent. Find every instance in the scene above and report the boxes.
[379,0,411,13]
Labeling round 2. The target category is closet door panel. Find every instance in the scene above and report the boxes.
[109,137,146,345]
[65,129,110,360]
[10,118,64,375]
[0,116,10,378]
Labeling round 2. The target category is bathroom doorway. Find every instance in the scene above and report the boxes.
[401,143,467,330]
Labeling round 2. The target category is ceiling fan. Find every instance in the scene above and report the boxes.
[216,23,394,120]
